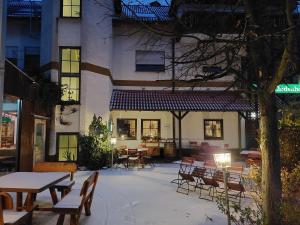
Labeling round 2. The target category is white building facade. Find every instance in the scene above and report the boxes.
[40,0,255,161]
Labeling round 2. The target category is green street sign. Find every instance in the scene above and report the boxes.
[275,84,300,94]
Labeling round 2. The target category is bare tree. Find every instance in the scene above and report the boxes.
[97,0,300,224]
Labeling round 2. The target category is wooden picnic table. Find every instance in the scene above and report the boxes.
[0,172,69,212]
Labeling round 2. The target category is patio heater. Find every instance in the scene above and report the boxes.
[213,152,231,225]
[110,137,117,169]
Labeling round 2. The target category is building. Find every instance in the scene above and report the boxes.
[38,0,256,163]
[1,0,52,171]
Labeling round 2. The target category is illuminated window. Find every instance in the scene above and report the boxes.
[57,133,78,161]
[141,119,160,141]
[204,119,223,140]
[60,47,80,102]
[61,0,81,18]
[117,119,137,140]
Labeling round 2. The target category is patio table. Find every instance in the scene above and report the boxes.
[137,148,148,165]
[0,172,69,212]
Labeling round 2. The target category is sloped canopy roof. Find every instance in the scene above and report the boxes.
[110,89,254,112]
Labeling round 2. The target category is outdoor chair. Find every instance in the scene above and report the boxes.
[52,171,99,225]
[0,192,32,225]
[33,162,77,199]
[198,170,220,201]
[226,173,246,205]
[171,157,195,184]
[191,167,206,188]
[127,149,139,167]
[176,160,196,195]
[115,149,129,168]
[142,148,155,167]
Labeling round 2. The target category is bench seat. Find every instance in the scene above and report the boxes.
[53,190,82,213]
[3,210,29,225]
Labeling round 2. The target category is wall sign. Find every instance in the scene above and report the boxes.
[275,84,300,94]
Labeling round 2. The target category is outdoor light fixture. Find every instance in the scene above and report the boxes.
[213,152,231,168]
[213,152,232,225]
[110,137,117,169]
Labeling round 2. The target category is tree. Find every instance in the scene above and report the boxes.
[98,0,299,224]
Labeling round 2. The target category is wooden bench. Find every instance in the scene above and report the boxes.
[0,192,32,225]
[53,171,99,225]
[33,162,77,198]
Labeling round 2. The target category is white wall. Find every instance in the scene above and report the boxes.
[111,110,241,149]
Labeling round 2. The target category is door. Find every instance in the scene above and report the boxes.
[33,119,46,165]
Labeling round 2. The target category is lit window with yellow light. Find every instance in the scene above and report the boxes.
[62,0,81,18]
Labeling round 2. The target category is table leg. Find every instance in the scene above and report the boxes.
[25,193,34,212]
[16,192,23,211]
[49,187,58,205]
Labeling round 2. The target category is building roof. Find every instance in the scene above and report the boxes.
[110,89,254,112]
[7,0,42,18]
[118,4,172,22]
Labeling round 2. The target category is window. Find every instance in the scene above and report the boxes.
[136,50,165,72]
[61,0,81,18]
[204,119,224,140]
[117,119,137,140]
[57,133,79,161]
[202,66,222,74]
[24,47,40,77]
[141,119,160,141]
[5,46,18,65]
[60,47,81,102]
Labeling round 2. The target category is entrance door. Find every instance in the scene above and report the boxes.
[33,119,46,165]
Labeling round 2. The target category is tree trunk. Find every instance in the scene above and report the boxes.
[258,92,282,225]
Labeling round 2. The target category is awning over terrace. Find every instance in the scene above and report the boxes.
[109,89,255,112]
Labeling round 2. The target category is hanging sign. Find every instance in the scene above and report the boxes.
[275,84,300,94]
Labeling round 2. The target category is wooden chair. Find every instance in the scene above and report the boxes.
[33,162,77,198]
[176,160,196,195]
[127,149,139,167]
[198,171,220,201]
[0,192,32,225]
[53,171,99,225]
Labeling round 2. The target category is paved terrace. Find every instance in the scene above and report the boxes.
[13,164,231,225]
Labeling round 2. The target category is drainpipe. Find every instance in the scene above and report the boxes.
[171,38,176,148]
[0,0,7,146]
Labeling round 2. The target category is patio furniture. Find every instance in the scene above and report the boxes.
[226,175,246,205]
[52,171,99,225]
[191,167,206,188]
[0,192,32,225]
[33,162,77,198]
[198,170,220,201]
[127,149,139,167]
[171,157,195,184]
[142,148,155,167]
[115,149,129,168]
[176,159,196,195]
[0,172,69,212]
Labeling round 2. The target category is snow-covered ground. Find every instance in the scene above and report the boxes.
[32,163,228,225]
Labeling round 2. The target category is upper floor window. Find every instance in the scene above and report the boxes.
[5,46,18,65]
[60,47,81,103]
[57,133,79,161]
[136,50,165,72]
[61,0,81,18]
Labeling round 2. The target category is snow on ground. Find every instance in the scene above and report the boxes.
[32,163,227,225]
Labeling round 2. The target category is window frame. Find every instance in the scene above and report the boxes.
[203,119,224,140]
[135,50,165,72]
[116,118,137,140]
[141,119,161,141]
[56,132,79,162]
[60,0,82,18]
[59,46,81,104]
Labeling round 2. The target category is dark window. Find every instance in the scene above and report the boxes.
[204,119,224,140]
[141,119,160,141]
[202,66,222,74]
[56,133,79,161]
[60,47,81,103]
[117,119,137,140]
[61,0,81,18]
[136,50,165,72]
[24,47,40,77]
[5,46,18,65]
